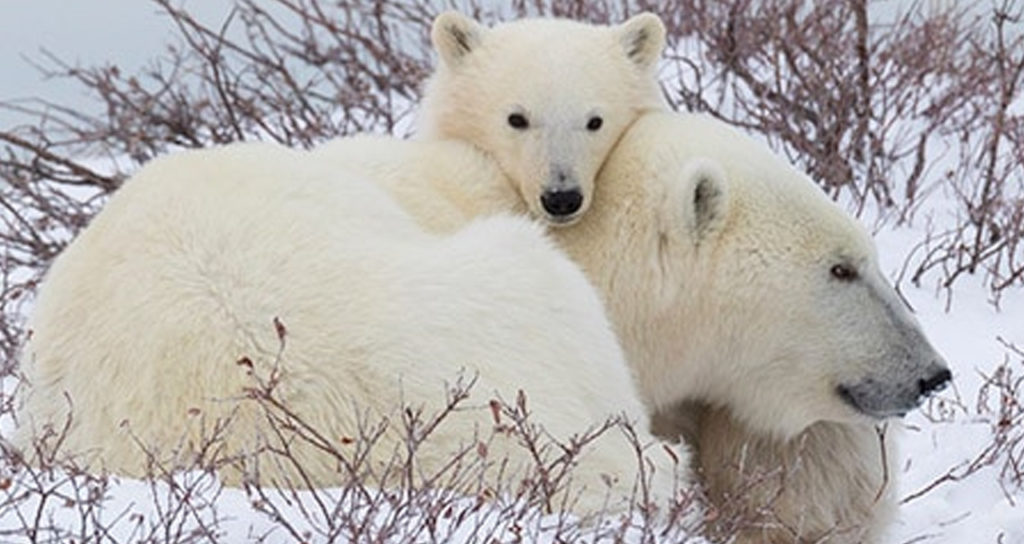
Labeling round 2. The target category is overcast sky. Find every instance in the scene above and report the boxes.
[0,1,236,128]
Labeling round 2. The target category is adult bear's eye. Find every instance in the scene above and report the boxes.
[830,263,858,281]
[507,113,529,130]
[586,116,603,131]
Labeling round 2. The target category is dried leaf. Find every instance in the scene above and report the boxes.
[489,399,501,424]
[273,316,287,340]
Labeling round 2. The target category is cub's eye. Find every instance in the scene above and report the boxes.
[830,263,858,281]
[507,113,529,130]
[586,116,603,131]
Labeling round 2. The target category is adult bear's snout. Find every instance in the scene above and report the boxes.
[837,363,953,420]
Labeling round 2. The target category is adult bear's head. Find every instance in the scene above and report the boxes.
[567,112,951,439]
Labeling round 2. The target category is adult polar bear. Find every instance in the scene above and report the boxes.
[313,112,952,543]
[419,11,665,226]
[15,143,690,516]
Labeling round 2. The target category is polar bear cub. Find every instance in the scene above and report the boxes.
[418,11,666,226]
[15,142,689,516]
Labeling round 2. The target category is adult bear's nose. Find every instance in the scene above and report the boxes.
[541,188,583,218]
[917,368,952,396]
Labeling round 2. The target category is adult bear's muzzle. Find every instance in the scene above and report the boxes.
[837,363,952,419]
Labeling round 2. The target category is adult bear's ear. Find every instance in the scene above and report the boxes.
[617,12,666,69]
[680,158,730,241]
[431,11,486,68]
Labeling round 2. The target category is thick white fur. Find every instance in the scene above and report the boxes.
[16,142,688,515]
[419,11,666,225]
[314,111,949,542]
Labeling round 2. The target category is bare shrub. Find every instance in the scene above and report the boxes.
[666,0,1024,300]
[0,321,703,542]
[903,4,1024,303]
[0,370,704,542]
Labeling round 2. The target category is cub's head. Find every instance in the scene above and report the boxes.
[606,113,951,438]
[420,11,666,226]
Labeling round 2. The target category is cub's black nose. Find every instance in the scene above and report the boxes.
[918,368,952,396]
[541,189,583,217]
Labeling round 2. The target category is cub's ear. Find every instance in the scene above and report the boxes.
[431,11,486,68]
[617,12,666,69]
[680,158,730,240]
